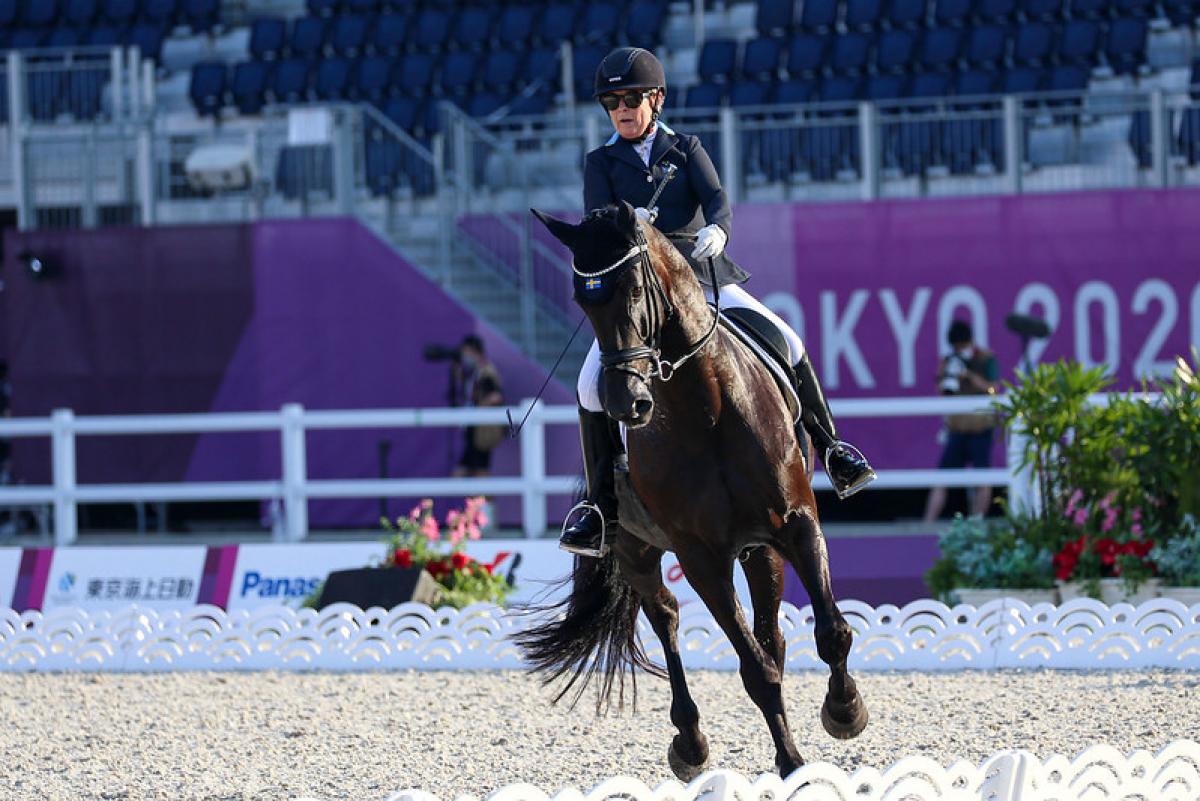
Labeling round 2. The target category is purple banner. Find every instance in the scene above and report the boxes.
[730,189,1200,468]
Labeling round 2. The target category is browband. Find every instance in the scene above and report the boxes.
[572,244,648,278]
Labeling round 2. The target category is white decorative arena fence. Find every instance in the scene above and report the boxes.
[1,598,1197,672]
[388,742,1200,801]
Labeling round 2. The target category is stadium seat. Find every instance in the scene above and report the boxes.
[572,44,607,100]
[865,73,906,100]
[24,0,61,27]
[0,0,17,25]
[9,28,47,49]
[975,0,1016,22]
[275,144,334,201]
[729,79,773,107]
[1069,0,1109,16]
[1179,107,1200,164]
[1059,20,1100,66]
[467,92,504,119]
[143,0,178,27]
[1012,22,1055,66]
[538,4,579,46]
[1047,64,1088,94]
[330,14,369,55]
[101,0,136,26]
[933,0,973,25]
[498,5,537,48]
[250,17,287,60]
[440,51,480,96]
[382,94,419,129]
[509,88,553,116]
[1106,18,1147,75]
[395,52,438,91]
[943,117,1002,172]
[314,56,353,99]
[271,58,312,103]
[306,0,340,16]
[818,74,861,103]
[742,37,783,80]
[418,96,441,135]
[290,16,329,58]
[354,54,393,102]
[889,0,928,26]
[479,49,522,93]
[365,131,403,197]
[1160,0,1197,26]
[63,0,97,27]
[626,0,667,49]
[523,47,560,86]
[799,0,839,31]
[47,27,83,48]
[787,33,829,77]
[582,3,622,46]
[910,71,951,98]
[231,60,270,115]
[920,27,964,70]
[27,71,63,121]
[1002,66,1044,93]
[965,24,1007,66]
[845,0,884,29]
[686,81,725,108]
[775,77,817,104]
[129,23,167,62]
[954,68,999,98]
[86,25,121,46]
[1112,0,1154,15]
[830,32,872,74]
[345,0,379,12]
[182,0,219,33]
[698,39,738,83]
[371,13,408,54]
[189,61,226,116]
[877,29,918,72]
[756,0,795,34]
[451,6,496,51]
[1018,0,1063,21]
[411,9,450,51]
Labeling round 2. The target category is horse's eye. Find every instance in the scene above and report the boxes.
[630,286,645,300]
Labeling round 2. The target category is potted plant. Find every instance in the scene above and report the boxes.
[1150,515,1200,605]
[1052,491,1159,603]
[312,497,511,610]
[926,514,1057,605]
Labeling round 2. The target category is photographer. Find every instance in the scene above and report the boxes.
[444,335,505,478]
[922,320,999,523]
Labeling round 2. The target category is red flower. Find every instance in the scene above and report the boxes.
[426,559,448,579]
[1093,537,1119,567]
[393,548,413,569]
[1053,536,1086,581]
[451,552,469,570]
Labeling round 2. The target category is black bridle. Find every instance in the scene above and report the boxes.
[573,223,720,387]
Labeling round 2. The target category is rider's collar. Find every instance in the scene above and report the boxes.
[605,119,675,146]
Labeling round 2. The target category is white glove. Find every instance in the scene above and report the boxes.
[691,224,727,260]
[634,207,653,222]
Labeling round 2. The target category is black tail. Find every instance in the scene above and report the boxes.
[514,549,664,714]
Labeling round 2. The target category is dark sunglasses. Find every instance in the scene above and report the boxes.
[599,90,655,111]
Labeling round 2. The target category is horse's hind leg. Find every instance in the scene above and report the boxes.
[676,547,805,777]
[740,546,787,672]
[777,513,868,740]
[614,538,709,781]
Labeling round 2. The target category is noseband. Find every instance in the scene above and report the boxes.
[573,224,719,387]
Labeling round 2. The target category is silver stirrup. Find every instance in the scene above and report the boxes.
[559,500,609,558]
[825,441,877,500]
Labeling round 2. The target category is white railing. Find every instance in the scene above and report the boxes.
[0,395,1030,545]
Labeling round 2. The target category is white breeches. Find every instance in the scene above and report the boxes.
[576,283,805,412]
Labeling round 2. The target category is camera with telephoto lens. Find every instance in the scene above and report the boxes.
[940,354,968,395]
[422,343,461,363]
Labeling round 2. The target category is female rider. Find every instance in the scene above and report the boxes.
[560,47,876,557]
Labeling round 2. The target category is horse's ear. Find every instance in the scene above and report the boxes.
[615,200,637,230]
[531,209,578,248]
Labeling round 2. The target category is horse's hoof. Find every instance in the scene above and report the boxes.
[821,695,869,740]
[668,737,709,782]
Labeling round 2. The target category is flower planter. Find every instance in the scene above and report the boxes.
[316,566,442,610]
[1157,586,1200,605]
[955,588,1059,606]
[1057,578,1161,605]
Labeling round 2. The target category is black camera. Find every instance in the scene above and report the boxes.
[940,353,969,395]
[423,343,461,363]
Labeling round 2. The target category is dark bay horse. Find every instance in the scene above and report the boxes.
[517,201,867,780]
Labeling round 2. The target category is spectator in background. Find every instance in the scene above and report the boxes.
[452,335,506,478]
[923,320,999,523]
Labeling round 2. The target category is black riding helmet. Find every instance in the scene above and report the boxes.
[594,47,666,142]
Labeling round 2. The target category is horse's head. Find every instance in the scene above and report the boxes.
[533,201,679,428]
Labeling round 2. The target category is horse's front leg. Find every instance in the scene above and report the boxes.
[614,538,710,781]
[778,514,869,740]
[739,545,787,672]
[676,546,804,777]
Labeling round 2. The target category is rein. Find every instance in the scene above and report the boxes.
[573,225,720,385]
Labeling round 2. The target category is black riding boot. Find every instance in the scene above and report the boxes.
[794,353,876,499]
[559,407,622,557]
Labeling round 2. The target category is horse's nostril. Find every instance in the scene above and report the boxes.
[633,398,653,418]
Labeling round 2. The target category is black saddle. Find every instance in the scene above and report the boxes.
[719,307,801,423]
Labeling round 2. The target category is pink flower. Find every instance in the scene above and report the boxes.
[421,516,440,541]
[1131,508,1142,522]
[408,504,424,521]
[1072,508,1088,526]
[1132,522,1144,536]
[466,523,481,541]
[1100,508,1117,533]
[1065,489,1084,515]
[1100,492,1116,510]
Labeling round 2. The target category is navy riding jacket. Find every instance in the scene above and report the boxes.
[583,122,750,288]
